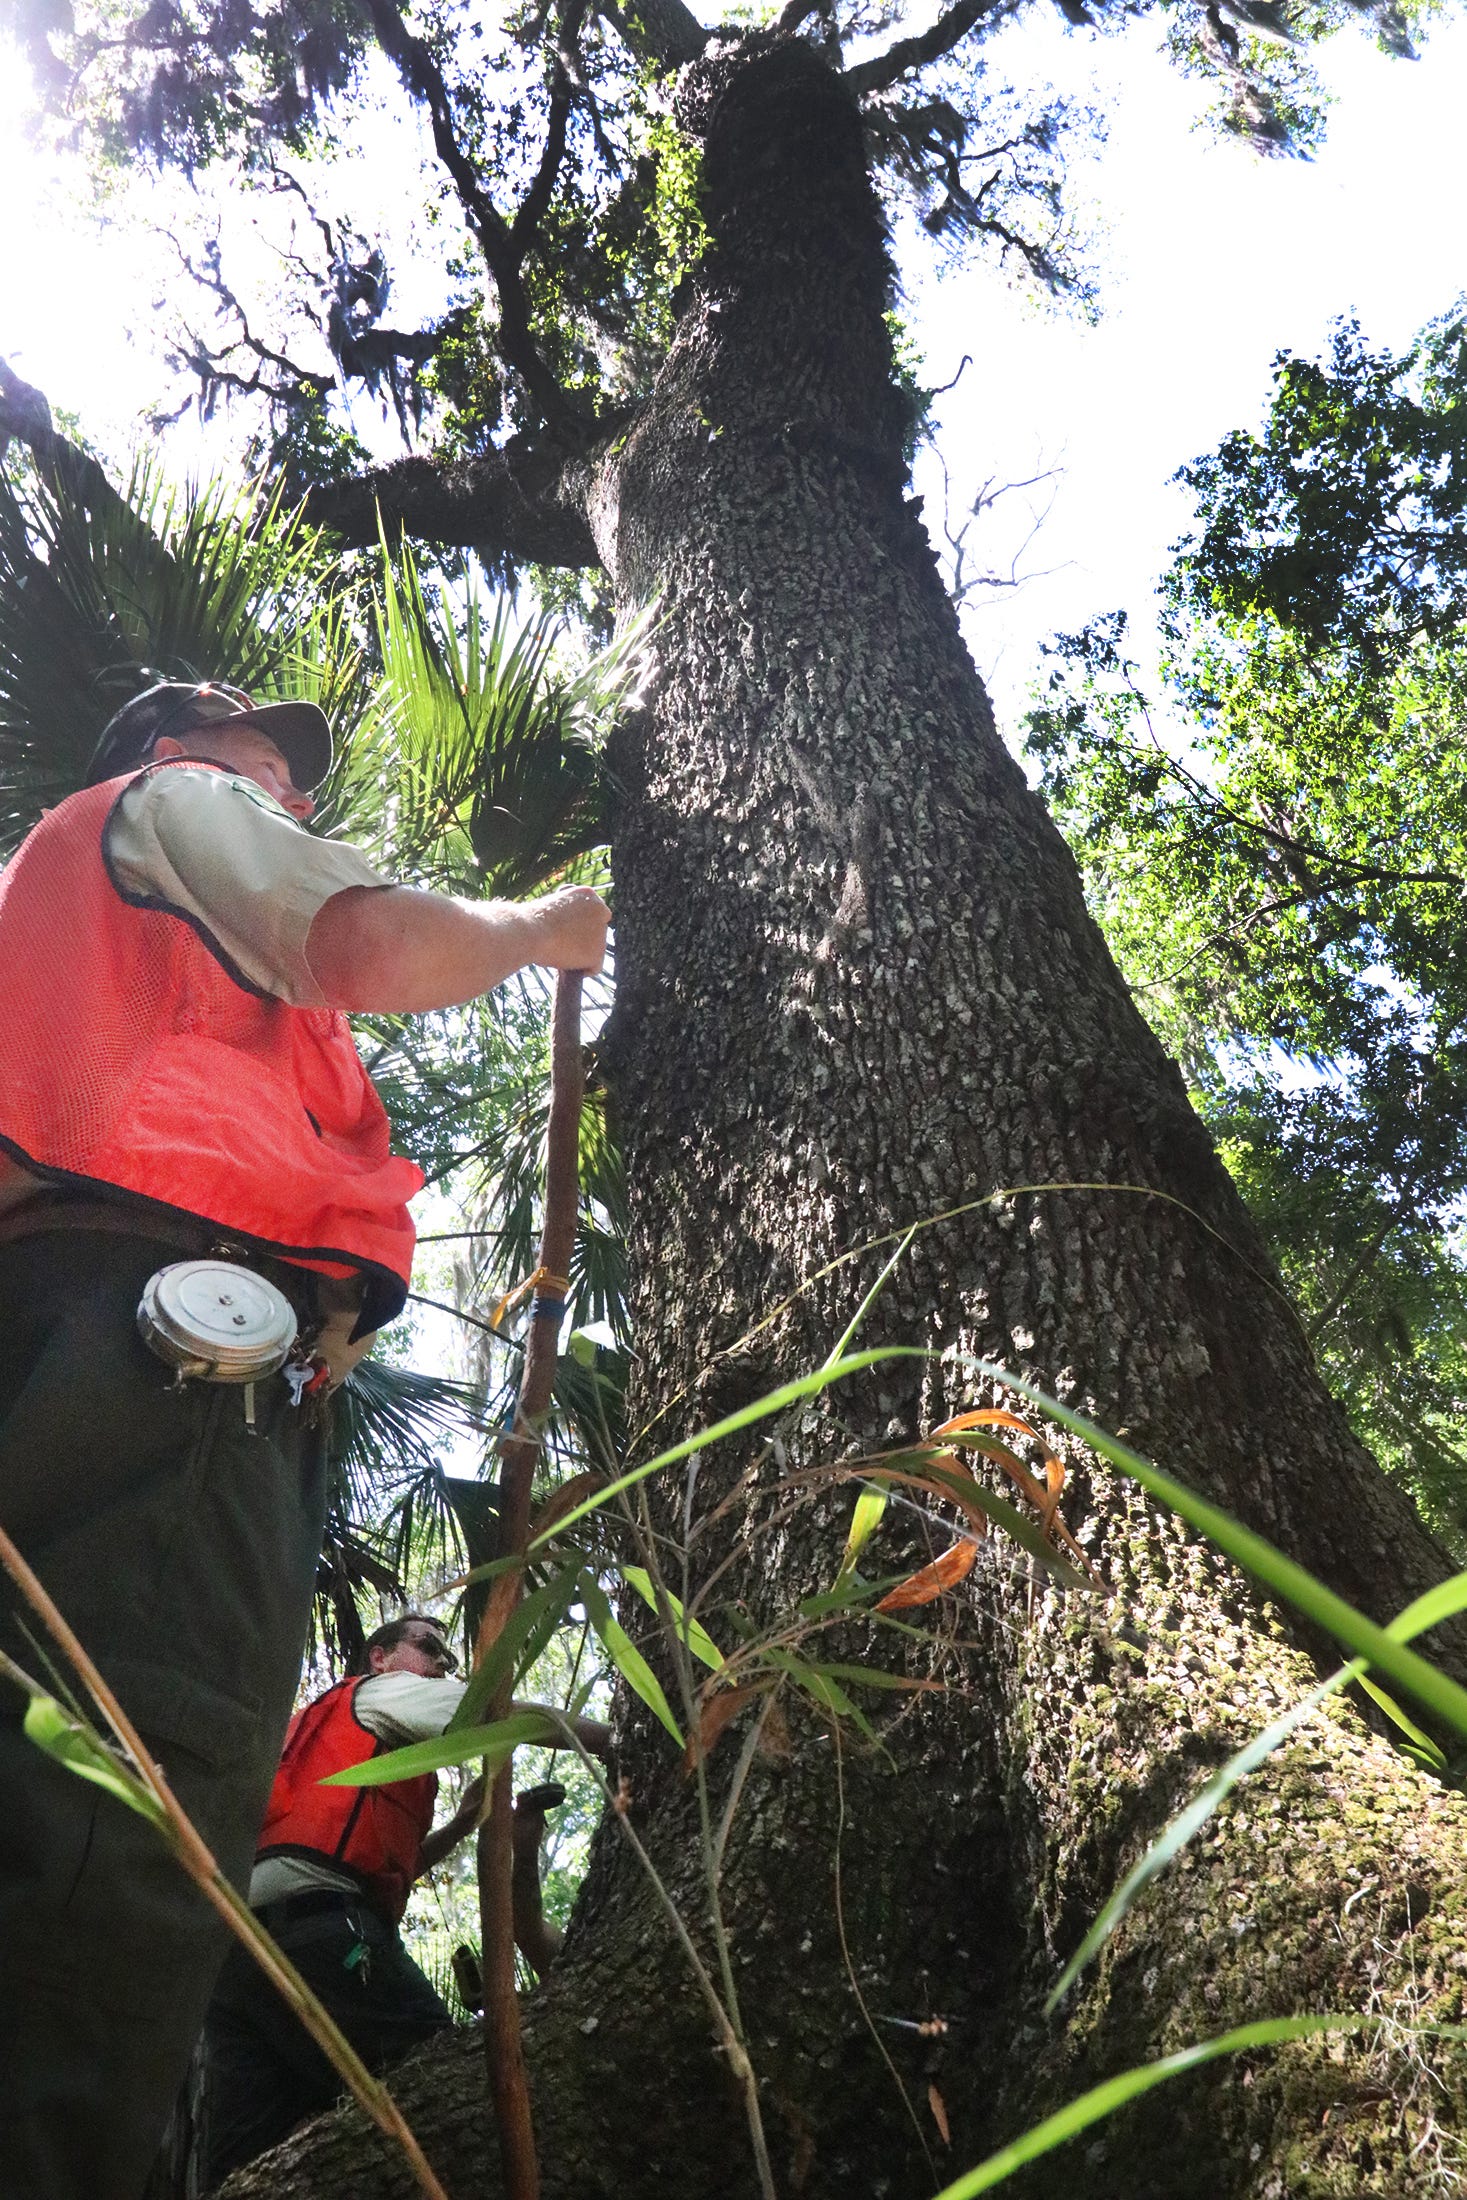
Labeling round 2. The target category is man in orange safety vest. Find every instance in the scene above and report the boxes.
[204,1611,605,2184]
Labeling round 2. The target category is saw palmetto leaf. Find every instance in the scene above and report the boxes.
[349,538,641,899]
[0,449,372,854]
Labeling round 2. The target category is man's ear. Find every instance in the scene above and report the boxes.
[367,1645,389,1675]
[151,736,186,761]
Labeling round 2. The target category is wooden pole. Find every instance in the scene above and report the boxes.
[474,969,585,2200]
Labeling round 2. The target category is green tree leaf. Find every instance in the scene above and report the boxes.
[579,1575,683,1746]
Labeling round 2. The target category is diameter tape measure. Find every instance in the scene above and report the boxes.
[137,1258,298,1383]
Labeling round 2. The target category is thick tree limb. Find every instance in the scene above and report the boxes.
[0,358,57,465]
[845,0,1013,95]
[594,0,708,70]
[304,440,602,567]
[0,357,137,527]
[359,0,587,436]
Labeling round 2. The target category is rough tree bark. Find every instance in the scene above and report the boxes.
[222,35,1467,2200]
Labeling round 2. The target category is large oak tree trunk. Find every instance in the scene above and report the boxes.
[223,35,1467,2200]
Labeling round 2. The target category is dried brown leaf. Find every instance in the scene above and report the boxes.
[682,1683,766,1772]
[757,1696,792,1761]
[926,1410,1091,1572]
[874,1538,978,1612]
[531,1470,605,1540]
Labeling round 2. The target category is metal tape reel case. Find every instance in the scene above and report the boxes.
[138,1259,298,1382]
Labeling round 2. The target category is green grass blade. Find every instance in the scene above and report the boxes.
[933,2015,1371,2198]
[23,1695,167,1827]
[320,1711,559,1787]
[1385,1571,1467,1641]
[761,1648,879,1742]
[580,1576,685,1746]
[802,1660,936,1692]
[908,1458,1097,1592]
[1353,1674,1447,1768]
[532,1349,928,1546]
[821,1226,916,1371]
[800,1578,903,1619]
[963,1360,1467,1737]
[620,1565,725,1669]
[833,1486,888,1591]
[447,1563,581,1734]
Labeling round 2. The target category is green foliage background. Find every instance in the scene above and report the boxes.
[1026,304,1467,1547]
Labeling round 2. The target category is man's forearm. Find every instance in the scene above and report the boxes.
[418,1810,477,1873]
[305,882,607,1012]
[512,1852,564,1978]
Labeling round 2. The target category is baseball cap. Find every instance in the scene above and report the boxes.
[86,680,334,792]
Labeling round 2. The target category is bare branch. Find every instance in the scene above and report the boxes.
[774,0,823,29]
[263,158,340,266]
[846,0,1014,97]
[305,437,602,568]
[935,448,1062,608]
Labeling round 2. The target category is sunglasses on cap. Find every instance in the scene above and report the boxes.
[146,681,258,744]
[86,678,334,791]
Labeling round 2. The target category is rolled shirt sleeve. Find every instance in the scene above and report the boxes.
[105,767,391,1007]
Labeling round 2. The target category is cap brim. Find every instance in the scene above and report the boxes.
[232,700,334,792]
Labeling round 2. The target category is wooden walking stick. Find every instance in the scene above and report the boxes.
[473,968,585,2200]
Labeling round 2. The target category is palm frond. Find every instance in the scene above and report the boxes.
[0,447,374,853]
[336,1357,493,1502]
[342,538,642,898]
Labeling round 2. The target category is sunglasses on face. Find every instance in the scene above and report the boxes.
[406,1634,458,1671]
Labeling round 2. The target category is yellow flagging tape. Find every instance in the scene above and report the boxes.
[487,1267,573,1332]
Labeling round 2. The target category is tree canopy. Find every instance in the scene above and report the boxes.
[1,0,1439,555]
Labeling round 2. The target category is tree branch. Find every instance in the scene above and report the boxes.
[165,229,336,406]
[305,438,602,567]
[0,357,57,467]
[845,0,1013,97]
[359,0,586,437]
[0,357,134,524]
[593,0,708,70]
[513,0,591,250]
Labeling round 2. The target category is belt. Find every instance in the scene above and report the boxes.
[0,1197,320,1317]
[251,1889,365,1931]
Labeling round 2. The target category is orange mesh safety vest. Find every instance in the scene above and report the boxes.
[0,761,421,1320]
[255,1679,439,1923]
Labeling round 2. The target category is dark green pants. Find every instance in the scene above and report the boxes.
[0,1230,328,2200]
[204,1898,452,2185]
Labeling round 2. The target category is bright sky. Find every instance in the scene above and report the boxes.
[912,10,1467,721]
[4,7,1467,734]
